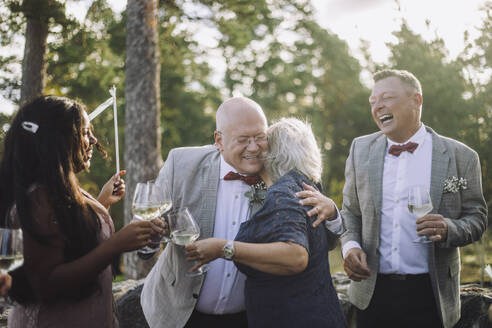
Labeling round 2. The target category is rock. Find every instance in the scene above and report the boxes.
[455,284,492,328]
[0,305,8,327]
[332,272,356,327]
[0,313,7,328]
[113,279,149,328]
[113,276,492,327]
[1,274,490,327]
[113,279,143,302]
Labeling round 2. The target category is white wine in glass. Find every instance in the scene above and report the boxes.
[171,231,199,246]
[133,180,173,244]
[132,202,172,221]
[408,185,433,243]
[408,203,433,218]
[0,255,23,272]
[0,227,24,273]
[132,182,171,221]
[132,181,170,254]
[168,208,209,277]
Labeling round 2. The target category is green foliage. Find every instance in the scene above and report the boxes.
[460,2,492,215]
[157,2,221,154]
[8,0,70,25]
[220,3,371,194]
[0,112,12,155]
[0,54,20,101]
[0,0,79,102]
[43,0,126,225]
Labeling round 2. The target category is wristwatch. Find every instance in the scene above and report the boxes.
[222,240,235,260]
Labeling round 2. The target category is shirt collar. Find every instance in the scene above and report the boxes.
[387,123,427,149]
[220,155,237,180]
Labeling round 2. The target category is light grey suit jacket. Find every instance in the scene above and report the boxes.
[141,145,221,328]
[340,126,487,328]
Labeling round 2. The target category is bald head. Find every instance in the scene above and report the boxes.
[216,97,267,133]
[214,97,268,175]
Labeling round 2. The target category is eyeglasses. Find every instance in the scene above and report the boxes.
[217,131,268,147]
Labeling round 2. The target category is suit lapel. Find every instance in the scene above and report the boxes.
[198,151,220,239]
[426,127,449,302]
[368,134,387,217]
[428,127,450,213]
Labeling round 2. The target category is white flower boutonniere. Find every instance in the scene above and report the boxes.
[244,180,267,207]
[443,176,468,193]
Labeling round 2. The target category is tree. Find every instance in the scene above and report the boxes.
[156,1,221,155]
[213,1,371,203]
[384,22,473,142]
[3,0,75,104]
[124,0,161,279]
[460,2,492,212]
[19,1,48,104]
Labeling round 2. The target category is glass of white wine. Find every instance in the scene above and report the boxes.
[168,208,209,277]
[132,181,172,254]
[132,181,172,220]
[408,185,433,243]
[0,227,23,274]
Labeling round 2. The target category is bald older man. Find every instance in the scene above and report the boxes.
[141,97,343,328]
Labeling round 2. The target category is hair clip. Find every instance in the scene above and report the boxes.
[21,121,39,134]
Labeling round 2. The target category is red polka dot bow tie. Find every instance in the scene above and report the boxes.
[388,142,418,157]
[224,171,261,186]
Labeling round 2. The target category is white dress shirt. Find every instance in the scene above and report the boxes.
[196,156,344,313]
[343,124,433,274]
[325,209,343,234]
[195,156,250,314]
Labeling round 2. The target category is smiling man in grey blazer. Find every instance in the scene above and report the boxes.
[341,69,487,328]
[141,97,342,328]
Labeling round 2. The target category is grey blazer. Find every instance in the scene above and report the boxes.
[141,145,220,328]
[340,126,487,328]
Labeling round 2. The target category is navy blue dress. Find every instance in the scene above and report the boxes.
[234,170,346,328]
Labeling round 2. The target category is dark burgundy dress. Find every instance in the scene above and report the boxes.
[8,187,117,328]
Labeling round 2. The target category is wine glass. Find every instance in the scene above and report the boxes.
[407,185,433,243]
[132,181,171,253]
[155,180,173,244]
[132,181,172,220]
[168,208,209,277]
[0,224,23,274]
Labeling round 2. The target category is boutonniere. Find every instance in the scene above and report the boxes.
[244,180,267,206]
[443,176,468,193]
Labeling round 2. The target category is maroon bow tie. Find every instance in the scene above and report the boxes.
[388,142,418,157]
[224,171,261,186]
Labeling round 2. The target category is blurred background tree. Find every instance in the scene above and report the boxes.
[0,0,490,281]
[124,0,161,278]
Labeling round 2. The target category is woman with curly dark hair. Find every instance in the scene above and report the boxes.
[0,95,159,328]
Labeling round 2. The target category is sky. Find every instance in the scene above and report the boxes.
[311,0,487,63]
[0,0,489,114]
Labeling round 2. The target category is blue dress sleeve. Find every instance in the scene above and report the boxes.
[248,189,310,253]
